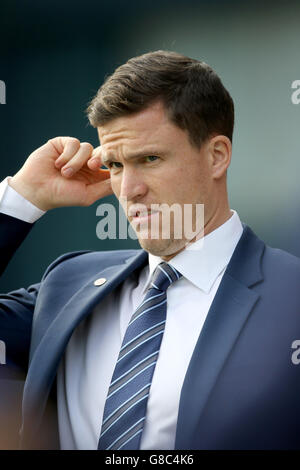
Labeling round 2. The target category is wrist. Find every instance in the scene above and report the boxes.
[9,175,50,211]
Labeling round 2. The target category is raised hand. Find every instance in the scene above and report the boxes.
[9,137,113,211]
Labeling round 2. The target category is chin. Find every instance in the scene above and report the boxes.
[137,236,169,255]
[137,235,184,258]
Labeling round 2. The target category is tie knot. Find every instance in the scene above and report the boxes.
[149,262,182,292]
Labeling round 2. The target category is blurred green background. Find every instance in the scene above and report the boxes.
[1,0,300,293]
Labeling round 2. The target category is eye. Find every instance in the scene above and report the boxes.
[145,155,159,163]
[109,161,123,169]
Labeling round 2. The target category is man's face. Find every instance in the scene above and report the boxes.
[98,100,215,259]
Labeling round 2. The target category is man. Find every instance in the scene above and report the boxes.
[0,50,300,450]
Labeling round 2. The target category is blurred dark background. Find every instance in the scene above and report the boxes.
[0,0,300,293]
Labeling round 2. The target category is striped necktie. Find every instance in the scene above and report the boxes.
[97,261,182,450]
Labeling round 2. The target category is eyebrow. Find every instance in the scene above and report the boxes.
[102,149,166,164]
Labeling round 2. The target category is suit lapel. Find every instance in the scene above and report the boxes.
[21,249,148,444]
[175,226,265,449]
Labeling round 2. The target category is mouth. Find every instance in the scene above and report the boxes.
[128,205,160,225]
[133,211,159,222]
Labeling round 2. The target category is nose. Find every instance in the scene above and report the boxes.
[119,167,148,202]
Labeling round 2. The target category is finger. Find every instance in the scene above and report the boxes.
[86,167,111,182]
[94,168,111,180]
[84,178,113,206]
[60,142,94,177]
[54,137,81,169]
[87,146,105,170]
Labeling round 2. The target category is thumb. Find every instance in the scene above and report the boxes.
[87,145,105,170]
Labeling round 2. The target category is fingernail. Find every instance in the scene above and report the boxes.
[62,167,74,177]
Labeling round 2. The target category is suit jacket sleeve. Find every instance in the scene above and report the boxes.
[0,213,40,376]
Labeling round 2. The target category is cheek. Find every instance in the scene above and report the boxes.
[110,176,120,197]
[177,172,208,203]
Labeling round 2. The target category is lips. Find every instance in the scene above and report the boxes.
[127,205,161,228]
[128,204,159,219]
[135,209,157,217]
[134,209,148,217]
[133,211,158,219]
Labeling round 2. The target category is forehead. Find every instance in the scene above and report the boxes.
[97,101,187,155]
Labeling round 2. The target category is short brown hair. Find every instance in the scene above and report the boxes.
[86,50,234,148]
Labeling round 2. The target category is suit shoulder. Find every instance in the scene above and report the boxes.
[262,245,300,294]
[42,248,141,280]
[264,245,300,273]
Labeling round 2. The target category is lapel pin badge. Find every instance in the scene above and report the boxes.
[94,278,107,286]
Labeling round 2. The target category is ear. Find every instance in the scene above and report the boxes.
[208,135,232,179]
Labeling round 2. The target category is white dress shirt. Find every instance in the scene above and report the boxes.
[0,177,46,222]
[0,176,243,449]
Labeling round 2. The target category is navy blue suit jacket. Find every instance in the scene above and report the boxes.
[1,212,300,449]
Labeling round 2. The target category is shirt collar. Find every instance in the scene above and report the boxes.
[142,210,243,294]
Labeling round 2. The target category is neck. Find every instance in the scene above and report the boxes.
[161,201,232,262]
